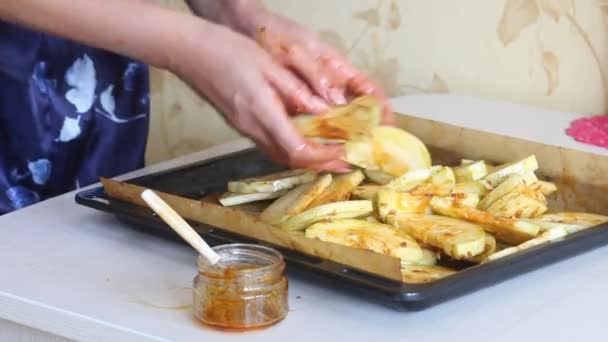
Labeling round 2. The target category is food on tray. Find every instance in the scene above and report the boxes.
[485,227,568,262]
[259,174,332,225]
[403,247,439,266]
[280,200,373,231]
[453,160,488,182]
[364,169,395,185]
[383,167,438,192]
[219,191,288,207]
[467,234,497,263]
[477,172,537,210]
[306,170,365,208]
[483,155,539,187]
[217,96,608,283]
[453,180,492,196]
[485,191,548,219]
[432,192,480,209]
[408,166,455,196]
[529,181,558,196]
[352,184,381,200]
[537,212,608,227]
[304,219,423,263]
[375,190,431,221]
[521,219,585,234]
[400,265,457,284]
[388,213,487,260]
[228,169,317,194]
[521,212,608,235]
[429,196,539,245]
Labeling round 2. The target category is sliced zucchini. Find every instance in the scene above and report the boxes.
[260,174,332,225]
[430,196,540,245]
[478,172,538,210]
[522,219,585,234]
[467,234,497,263]
[343,139,376,170]
[375,190,431,221]
[218,191,287,207]
[305,219,423,263]
[352,184,382,200]
[528,181,558,196]
[438,192,480,208]
[387,213,487,260]
[365,216,381,223]
[281,200,373,231]
[401,247,438,266]
[485,192,547,219]
[364,169,395,185]
[461,159,498,173]
[483,155,539,187]
[401,265,456,284]
[383,167,437,192]
[227,169,317,194]
[485,227,568,262]
[293,95,381,140]
[460,159,475,165]
[409,166,456,196]
[453,160,488,182]
[344,126,432,176]
[454,180,493,197]
[537,212,608,227]
[307,170,365,208]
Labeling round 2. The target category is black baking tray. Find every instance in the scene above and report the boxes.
[75,148,608,311]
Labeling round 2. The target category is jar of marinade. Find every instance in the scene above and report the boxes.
[192,243,289,330]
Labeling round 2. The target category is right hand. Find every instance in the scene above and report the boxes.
[170,20,351,172]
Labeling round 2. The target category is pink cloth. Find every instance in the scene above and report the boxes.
[566,115,608,148]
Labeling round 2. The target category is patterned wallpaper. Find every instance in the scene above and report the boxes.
[147,0,608,164]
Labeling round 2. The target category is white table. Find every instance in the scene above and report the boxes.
[2,94,607,342]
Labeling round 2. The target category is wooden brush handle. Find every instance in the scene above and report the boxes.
[141,189,220,264]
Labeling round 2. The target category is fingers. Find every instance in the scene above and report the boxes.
[262,129,351,172]
[255,89,345,169]
[308,158,352,173]
[346,74,394,125]
[291,47,394,125]
[280,43,347,105]
[235,79,349,172]
[323,56,394,125]
[259,26,394,125]
[258,29,330,114]
[258,27,347,106]
[264,63,328,114]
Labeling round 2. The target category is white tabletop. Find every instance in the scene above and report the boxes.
[2,94,607,342]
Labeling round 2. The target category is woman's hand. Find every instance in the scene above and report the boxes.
[187,0,394,124]
[171,20,351,171]
[250,11,394,124]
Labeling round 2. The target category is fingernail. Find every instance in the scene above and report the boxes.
[311,96,329,112]
[329,88,347,105]
[314,160,352,173]
[382,110,396,125]
[334,167,353,173]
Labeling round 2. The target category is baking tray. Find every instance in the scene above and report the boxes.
[75,147,608,311]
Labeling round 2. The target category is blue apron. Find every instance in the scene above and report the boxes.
[0,22,150,214]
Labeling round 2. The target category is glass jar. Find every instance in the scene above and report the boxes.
[192,243,289,330]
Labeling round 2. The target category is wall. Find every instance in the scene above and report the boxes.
[148,0,608,164]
